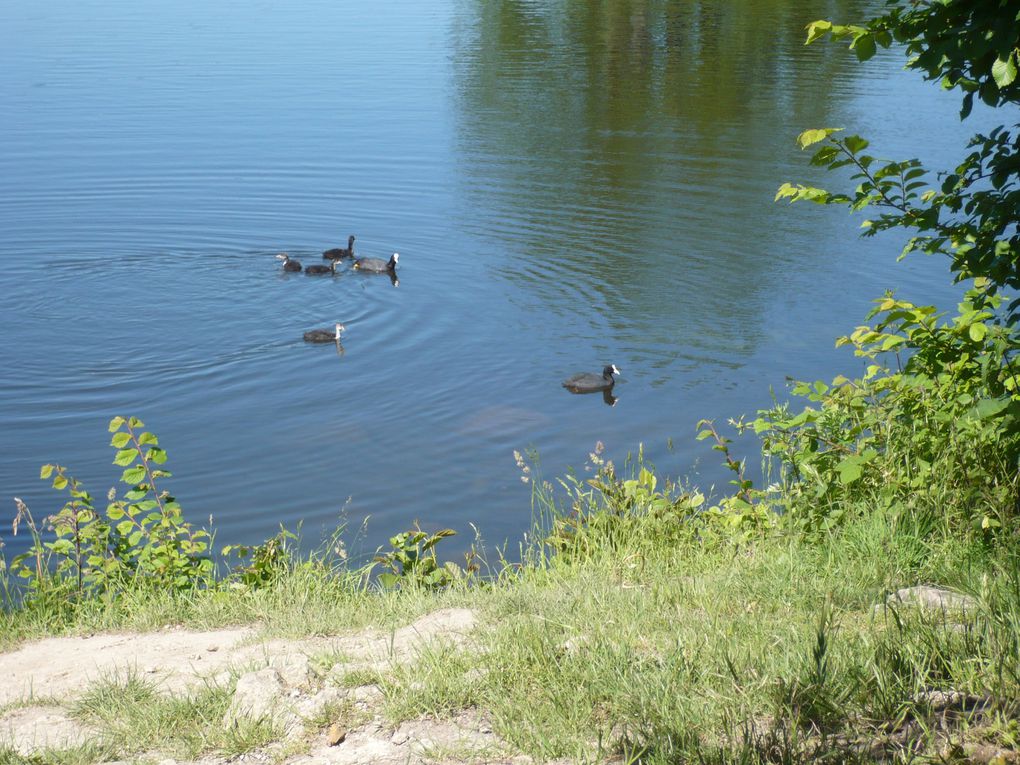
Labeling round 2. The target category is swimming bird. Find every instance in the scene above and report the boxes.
[276,253,302,272]
[562,364,620,393]
[323,235,356,260]
[303,323,345,343]
[353,252,399,274]
[305,259,340,276]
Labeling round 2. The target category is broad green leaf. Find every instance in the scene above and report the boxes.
[804,20,832,44]
[138,432,159,446]
[844,135,870,153]
[40,464,54,479]
[121,466,146,484]
[108,416,125,432]
[53,475,68,490]
[110,432,131,448]
[991,52,1017,88]
[853,32,876,61]
[797,128,842,150]
[113,448,137,466]
[836,456,864,484]
[49,539,74,555]
[967,397,1010,420]
[968,323,988,342]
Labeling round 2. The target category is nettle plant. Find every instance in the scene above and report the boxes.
[8,416,213,600]
[372,524,465,590]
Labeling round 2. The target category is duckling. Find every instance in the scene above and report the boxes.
[276,253,302,272]
[323,235,356,260]
[304,259,340,276]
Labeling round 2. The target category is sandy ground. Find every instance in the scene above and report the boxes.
[0,608,554,765]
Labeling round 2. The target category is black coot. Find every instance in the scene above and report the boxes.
[353,252,398,273]
[303,323,345,343]
[562,364,620,393]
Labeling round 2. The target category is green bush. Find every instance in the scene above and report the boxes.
[5,416,213,603]
[750,289,1020,537]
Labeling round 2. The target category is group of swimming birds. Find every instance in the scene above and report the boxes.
[286,235,621,396]
[277,235,399,279]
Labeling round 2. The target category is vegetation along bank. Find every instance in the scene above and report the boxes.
[2,1,1019,763]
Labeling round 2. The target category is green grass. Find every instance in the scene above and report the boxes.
[69,669,279,762]
[0,558,472,651]
[0,742,119,765]
[2,455,1018,764]
[369,515,1018,763]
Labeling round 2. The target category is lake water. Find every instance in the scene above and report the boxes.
[0,0,983,563]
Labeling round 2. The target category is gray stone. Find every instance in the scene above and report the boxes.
[224,667,286,726]
[884,586,978,613]
[269,654,315,688]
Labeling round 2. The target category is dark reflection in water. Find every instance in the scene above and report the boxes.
[452,0,882,383]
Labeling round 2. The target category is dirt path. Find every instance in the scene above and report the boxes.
[0,608,545,764]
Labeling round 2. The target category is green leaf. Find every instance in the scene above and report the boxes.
[40,464,55,479]
[128,417,144,429]
[110,432,131,448]
[108,416,125,432]
[797,128,842,150]
[53,475,68,490]
[378,572,399,589]
[804,20,832,45]
[121,466,146,484]
[836,456,864,484]
[843,135,869,153]
[138,432,159,446]
[967,397,1010,420]
[49,539,74,556]
[968,323,988,342]
[113,448,137,466]
[852,32,876,62]
[991,52,1017,88]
